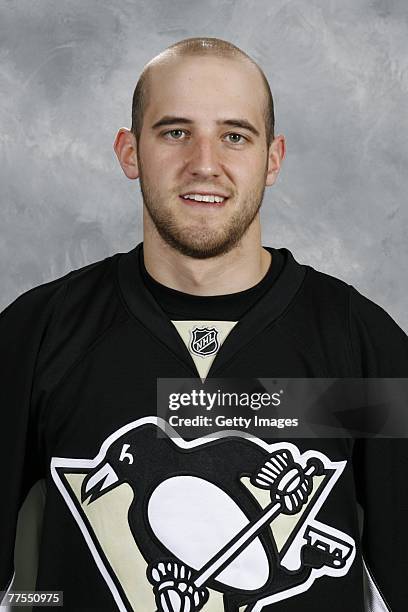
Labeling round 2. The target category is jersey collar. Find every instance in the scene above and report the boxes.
[117,243,307,378]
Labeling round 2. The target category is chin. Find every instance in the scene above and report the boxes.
[168,234,239,260]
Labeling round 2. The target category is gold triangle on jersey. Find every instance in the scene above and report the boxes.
[171,320,238,380]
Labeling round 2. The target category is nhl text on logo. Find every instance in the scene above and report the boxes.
[190,327,219,357]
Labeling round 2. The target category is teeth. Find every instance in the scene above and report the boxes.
[182,194,225,203]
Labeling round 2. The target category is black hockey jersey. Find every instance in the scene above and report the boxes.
[1,243,407,611]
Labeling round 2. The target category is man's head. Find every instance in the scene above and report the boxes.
[131,38,275,147]
[114,37,285,259]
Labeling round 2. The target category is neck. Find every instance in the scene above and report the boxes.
[142,212,271,296]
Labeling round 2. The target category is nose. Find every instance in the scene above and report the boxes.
[185,136,222,179]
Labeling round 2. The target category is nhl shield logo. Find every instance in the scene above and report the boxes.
[190,326,219,357]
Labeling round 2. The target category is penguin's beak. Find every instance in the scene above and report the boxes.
[81,462,119,504]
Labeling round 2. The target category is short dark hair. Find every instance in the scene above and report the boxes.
[131,37,275,145]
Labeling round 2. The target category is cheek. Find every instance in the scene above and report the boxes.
[233,163,262,189]
[139,139,170,168]
[149,147,184,175]
[229,149,267,176]
[141,151,175,183]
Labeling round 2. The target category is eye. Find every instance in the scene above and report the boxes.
[163,129,188,140]
[225,133,247,144]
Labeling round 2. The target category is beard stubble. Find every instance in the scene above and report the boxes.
[138,156,267,260]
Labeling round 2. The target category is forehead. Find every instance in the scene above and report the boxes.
[144,55,266,126]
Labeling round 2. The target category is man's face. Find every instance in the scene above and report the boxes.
[136,55,274,259]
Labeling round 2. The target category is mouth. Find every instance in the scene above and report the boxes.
[179,192,229,207]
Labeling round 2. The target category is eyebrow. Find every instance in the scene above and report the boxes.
[151,115,260,137]
[219,119,260,137]
[151,116,193,129]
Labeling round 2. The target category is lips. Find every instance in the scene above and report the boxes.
[179,195,228,207]
[179,191,230,207]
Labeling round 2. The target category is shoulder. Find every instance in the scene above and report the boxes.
[1,251,121,323]
[293,253,408,376]
[0,250,132,401]
[0,251,128,367]
[282,250,352,329]
[347,284,408,376]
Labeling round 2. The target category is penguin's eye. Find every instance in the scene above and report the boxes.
[119,443,134,464]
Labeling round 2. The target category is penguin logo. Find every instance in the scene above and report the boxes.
[190,327,220,357]
[51,418,356,611]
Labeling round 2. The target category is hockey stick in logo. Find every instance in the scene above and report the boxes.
[147,450,324,612]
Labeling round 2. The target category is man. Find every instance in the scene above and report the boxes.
[1,37,407,611]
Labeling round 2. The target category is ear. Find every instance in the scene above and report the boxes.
[265,135,286,187]
[113,128,140,179]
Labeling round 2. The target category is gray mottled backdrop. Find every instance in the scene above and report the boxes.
[1,0,407,330]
